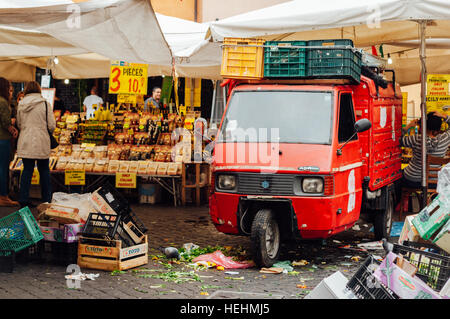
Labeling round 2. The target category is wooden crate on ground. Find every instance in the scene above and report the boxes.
[77,235,148,271]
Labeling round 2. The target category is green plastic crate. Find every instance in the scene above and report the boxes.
[0,207,43,252]
[307,39,362,83]
[264,41,307,77]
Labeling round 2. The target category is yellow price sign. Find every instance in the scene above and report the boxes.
[117,93,140,104]
[115,172,136,188]
[427,74,450,96]
[65,170,85,186]
[109,61,148,95]
[426,95,450,114]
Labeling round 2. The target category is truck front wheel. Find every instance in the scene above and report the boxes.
[250,209,281,267]
[373,191,394,240]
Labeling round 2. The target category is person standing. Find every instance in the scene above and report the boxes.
[143,87,161,112]
[0,77,19,206]
[16,81,56,208]
[82,86,103,119]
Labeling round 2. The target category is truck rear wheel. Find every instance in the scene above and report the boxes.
[250,209,280,267]
[373,191,394,240]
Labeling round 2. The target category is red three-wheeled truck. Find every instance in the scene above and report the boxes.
[209,73,403,267]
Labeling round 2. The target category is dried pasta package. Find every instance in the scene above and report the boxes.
[147,162,159,175]
[65,158,78,170]
[94,146,107,159]
[156,162,169,175]
[128,161,139,174]
[74,159,85,170]
[93,159,108,173]
[108,160,120,173]
[84,158,95,172]
[119,161,130,173]
[107,144,120,160]
[167,163,179,176]
[80,148,94,160]
[71,144,82,159]
[137,161,149,175]
[55,156,68,171]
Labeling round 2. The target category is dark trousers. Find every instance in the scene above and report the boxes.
[0,139,10,196]
[19,158,52,205]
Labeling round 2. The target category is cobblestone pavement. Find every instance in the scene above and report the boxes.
[0,202,393,300]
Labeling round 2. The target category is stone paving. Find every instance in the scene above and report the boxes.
[0,202,391,300]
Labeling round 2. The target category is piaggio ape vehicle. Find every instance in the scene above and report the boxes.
[209,71,403,267]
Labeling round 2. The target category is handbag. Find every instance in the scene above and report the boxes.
[45,101,59,149]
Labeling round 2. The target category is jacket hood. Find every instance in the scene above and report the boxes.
[19,93,47,113]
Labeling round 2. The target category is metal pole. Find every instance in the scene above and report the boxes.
[419,20,428,209]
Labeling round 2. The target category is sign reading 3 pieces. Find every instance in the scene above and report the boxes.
[109,61,148,95]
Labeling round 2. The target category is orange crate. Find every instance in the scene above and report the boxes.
[221,38,265,79]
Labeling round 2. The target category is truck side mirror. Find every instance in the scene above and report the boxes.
[337,119,372,155]
[355,118,372,133]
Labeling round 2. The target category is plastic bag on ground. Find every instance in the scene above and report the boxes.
[51,192,95,223]
[192,250,254,269]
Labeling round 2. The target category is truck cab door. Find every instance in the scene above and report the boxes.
[333,92,363,228]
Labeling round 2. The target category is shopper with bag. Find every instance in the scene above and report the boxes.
[16,81,56,208]
[0,77,19,206]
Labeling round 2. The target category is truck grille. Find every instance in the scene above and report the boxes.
[236,172,295,196]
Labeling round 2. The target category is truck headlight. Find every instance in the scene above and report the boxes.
[217,175,236,190]
[302,178,324,193]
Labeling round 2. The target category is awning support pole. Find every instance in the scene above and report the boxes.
[419,20,428,209]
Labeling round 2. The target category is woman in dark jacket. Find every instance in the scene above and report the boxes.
[0,77,19,206]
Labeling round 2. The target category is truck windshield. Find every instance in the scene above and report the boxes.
[218,90,333,144]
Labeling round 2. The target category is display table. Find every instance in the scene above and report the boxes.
[9,169,182,207]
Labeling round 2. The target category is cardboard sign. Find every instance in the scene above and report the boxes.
[426,74,450,115]
[109,61,148,95]
[117,93,144,104]
[427,74,450,96]
[65,170,86,186]
[374,252,442,299]
[115,172,137,188]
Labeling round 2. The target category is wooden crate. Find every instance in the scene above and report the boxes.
[77,235,148,271]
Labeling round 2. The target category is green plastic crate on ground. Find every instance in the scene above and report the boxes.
[0,207,43,252]
[264,41,307,78]
[307,39,361,83]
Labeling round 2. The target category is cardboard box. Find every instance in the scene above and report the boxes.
[373,252,442,299]
[412,195,450,240]
[44,204,81,224]
[90,190,117,215]
[304,271,357,299]
[39,221,83,243]
[440,278,450,298]
[432,219,450,254]
[398,215,422,244]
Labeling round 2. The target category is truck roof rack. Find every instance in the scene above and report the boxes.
[237,78,356,85]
